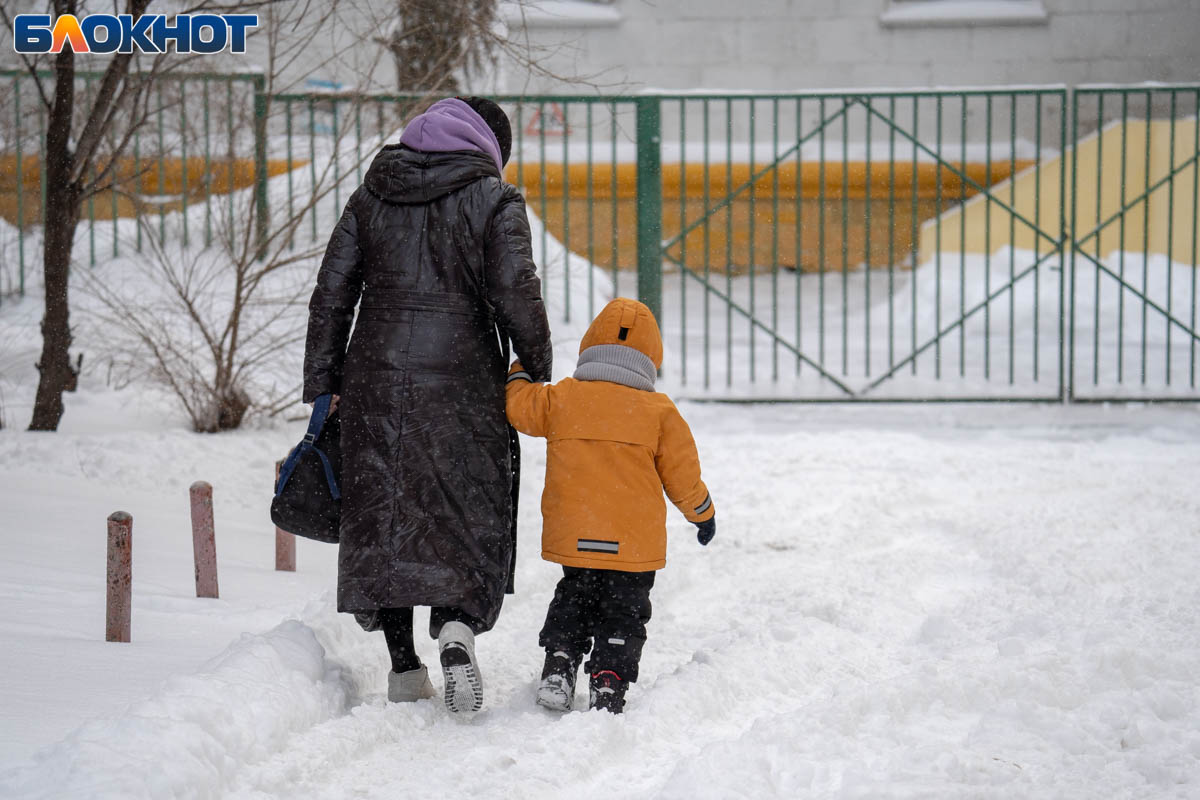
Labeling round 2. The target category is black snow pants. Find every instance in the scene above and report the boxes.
[538,566,656,682]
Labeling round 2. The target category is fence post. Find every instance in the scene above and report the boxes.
[274,460,296,572]
[106,511,132,643]
[636,95,663,323]
[1065,87,1077,404]
[189,481,219,598]
[253,73,270,261]
[14,73,24,301]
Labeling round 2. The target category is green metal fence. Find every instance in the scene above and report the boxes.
[264,92,643,329]
[2,74,1198,402]
[0,69,266,280]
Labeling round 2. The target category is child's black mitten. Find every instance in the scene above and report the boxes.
[695,517,716,546]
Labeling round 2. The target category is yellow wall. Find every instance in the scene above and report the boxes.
[12,142,1182,274]
[510,160,1030,273]
[1149,118,1200,262]
[0,156,301,225]
[922,118,1200,265]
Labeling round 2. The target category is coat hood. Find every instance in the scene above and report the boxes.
[363,144,500,204]
[578,297,663,369]
[400,97,504,173]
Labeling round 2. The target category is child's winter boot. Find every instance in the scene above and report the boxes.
[387,664,436,702]
[438,621,483,713]
[588,669,628,714]
[536,649,582,712]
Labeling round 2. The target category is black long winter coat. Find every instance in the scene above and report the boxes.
[303,145,552,629]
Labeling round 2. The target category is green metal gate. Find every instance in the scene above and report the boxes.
[649,90,1068,401]
[1069,85,1200,401]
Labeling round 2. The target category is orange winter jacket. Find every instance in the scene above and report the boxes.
[506,298,714,572]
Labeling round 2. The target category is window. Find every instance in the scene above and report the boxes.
[881,0,1048,28]
[500,0,621,29]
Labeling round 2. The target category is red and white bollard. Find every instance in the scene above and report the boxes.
[189,481,219,598]
[274,460,296,572]
[106,511,132,643]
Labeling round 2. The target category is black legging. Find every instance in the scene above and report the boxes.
[378,607,487,673]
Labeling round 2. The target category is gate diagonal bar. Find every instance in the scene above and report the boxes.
[1073,149,1200,250]
[863,250,1061,395]
[653,89,1067,401]
[1073,248,1200,344]
[851,91,1064,398]
[660,99,854,256]
[664,250,857,397]
[857,98,1062,251]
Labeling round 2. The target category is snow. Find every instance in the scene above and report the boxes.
[2,150,1200,798]
[2,386,1200,797]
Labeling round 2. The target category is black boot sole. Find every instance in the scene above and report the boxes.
[440,644,483,713]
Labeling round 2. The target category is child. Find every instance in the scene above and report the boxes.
[505,298,716,714]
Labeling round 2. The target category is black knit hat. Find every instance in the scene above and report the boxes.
[458,96,512,167]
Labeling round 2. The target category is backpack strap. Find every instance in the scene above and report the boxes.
[274,394,341,500]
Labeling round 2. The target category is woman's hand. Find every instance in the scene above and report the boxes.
[307,394,341,414]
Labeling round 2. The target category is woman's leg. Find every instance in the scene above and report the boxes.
[428,607,489,639]
[379,607,435,702]
[378,607,422,673]
[431,607,487,713]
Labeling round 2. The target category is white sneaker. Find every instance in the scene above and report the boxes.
[387,665,435,702]
[438,621,483,713]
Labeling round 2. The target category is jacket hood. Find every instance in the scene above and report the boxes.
[363,144,499,204]
[578,297,663,369]
[399,97,504,173]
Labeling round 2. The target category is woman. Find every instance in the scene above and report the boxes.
[303,97,552,713]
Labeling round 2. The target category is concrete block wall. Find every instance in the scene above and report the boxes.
[501,0,1200,96]
[4,3,1191,107]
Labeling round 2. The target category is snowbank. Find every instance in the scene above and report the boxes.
[1,619,352,800]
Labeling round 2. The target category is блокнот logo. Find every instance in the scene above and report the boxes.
[13,14,258,54]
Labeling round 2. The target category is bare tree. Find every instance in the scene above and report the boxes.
[0,0,284,431]
[383,0,605,98]
[2,0,149,429]
[388,0,496,94]
[81,1,396,431]
[84,204,319,432]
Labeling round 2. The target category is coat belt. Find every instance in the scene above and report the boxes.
[360,289,492,319]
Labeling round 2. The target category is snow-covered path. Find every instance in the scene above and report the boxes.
[2,400,1200,799]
